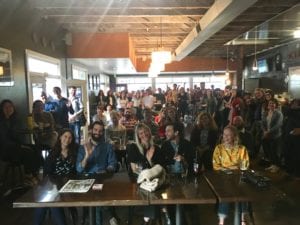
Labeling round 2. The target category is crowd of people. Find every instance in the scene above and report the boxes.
[1,83,300,225]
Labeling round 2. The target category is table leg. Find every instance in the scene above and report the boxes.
[234,202,240,225]
[176,204,182,225]
[89,206,95,225]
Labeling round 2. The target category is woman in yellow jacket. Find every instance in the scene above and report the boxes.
[212,125,250,225]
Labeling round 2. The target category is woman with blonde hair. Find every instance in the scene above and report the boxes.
[127,123,166,225]
[212,125,250,225]
[128,123,165,174]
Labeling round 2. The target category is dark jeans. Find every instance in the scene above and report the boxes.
[218,202,249,217]
[251,121,263,157]
[70,121,81,144]
[1,144,41,174]
[284,134,300,176]
[82,206,117,225]
[262,137,281,166]
[34,208,66,225]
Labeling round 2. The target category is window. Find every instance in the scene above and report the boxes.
[28,56,60,76]
[156,77,189,90]
[88,74,110,93]
[100,74,110,93]
[72,65,87,80]
[193,75,226,89]
[26,50,62,112]
[117,77,151,91]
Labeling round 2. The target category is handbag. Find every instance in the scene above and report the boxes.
[79,112,87,126]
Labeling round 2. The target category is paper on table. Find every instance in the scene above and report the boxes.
[59,179,95,193]
[92,184,103,190]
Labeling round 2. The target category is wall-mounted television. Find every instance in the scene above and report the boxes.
[257,59,269,73]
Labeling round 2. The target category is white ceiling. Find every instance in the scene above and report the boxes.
[72,57,137,74]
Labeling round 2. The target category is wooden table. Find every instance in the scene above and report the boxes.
[13,173,148,225]
[203,171,288,225]
[149,175,216,225]
[13,173,217,225]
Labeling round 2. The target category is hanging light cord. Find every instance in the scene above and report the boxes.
[160,17,162,49]
[254,27,257,61]
[226,45,229,71]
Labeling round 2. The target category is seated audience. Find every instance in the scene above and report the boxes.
[32,100,58,149]
[232,116,254,158]
[160,122,194,225]
[212,125,250,225]
[190,112,219,170]
[142,88,156,110]
[104,104,113,125]
[117,91,128,111]
[76,121,118,225]
[127,123,166,225]
[106,111,127,168]
[120,108,137,140]
[96,89,107,107]
[162,122,194,175]
[155,108,168,140]
[0,99,40,186]
[34,129,78,225]
[92,105,108,127]
[142,108,159,144]
[106,90,117,110]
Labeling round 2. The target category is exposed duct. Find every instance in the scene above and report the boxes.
[174,0,258,61]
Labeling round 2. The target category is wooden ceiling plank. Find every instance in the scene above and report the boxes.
[53,16,201,24]
[38,8,208,16]
[30,0,214,9]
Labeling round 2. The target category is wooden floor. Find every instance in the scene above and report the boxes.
[1,161,300,225]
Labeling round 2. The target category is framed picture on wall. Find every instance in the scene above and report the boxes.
[0,47,14,86]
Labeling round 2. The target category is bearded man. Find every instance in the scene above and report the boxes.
[76,121,119,225]
[76,121,117,174]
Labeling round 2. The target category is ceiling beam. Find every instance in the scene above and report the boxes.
[30,0,214,9]
[53,15,201,24]
[38,8,208,16]
[174,0,258,61]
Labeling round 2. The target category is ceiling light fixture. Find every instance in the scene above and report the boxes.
[252,27,258,71]
[149,17,171,77]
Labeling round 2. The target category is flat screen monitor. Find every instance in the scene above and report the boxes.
[258,59,269,73]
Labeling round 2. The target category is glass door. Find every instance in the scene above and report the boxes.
[28,73,46,112]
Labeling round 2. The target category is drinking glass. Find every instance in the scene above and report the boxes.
[239,159,248,171]
[136,163,143,174]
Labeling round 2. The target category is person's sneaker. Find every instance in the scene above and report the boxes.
[109,217,119,225]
